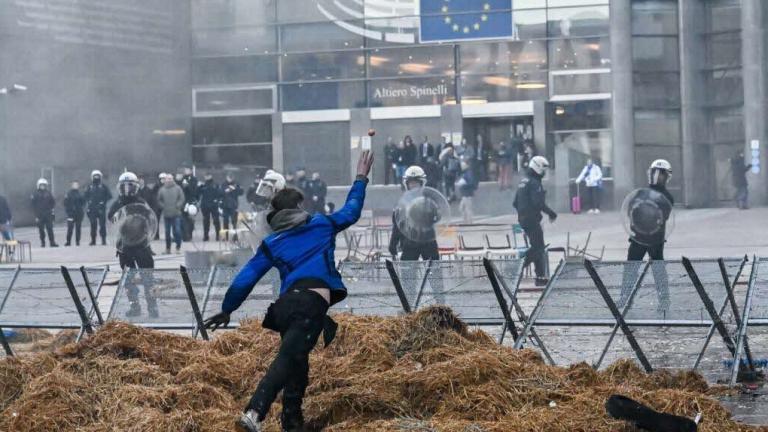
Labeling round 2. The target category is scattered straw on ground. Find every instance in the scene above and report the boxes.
[0,306,764,432]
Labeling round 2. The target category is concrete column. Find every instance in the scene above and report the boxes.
[271,112,284,173]
[610,0,635,206]
[742,0,768,205]
[679,0,710,207]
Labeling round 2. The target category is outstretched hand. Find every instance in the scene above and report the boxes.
[203,311,230,332]
[357,150,374,178]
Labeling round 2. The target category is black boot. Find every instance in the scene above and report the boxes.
[101,237,107,246]
[65,242,71,247]
[89,238,96,246]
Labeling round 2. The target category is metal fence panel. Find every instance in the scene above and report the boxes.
[334,261,406,316]
[418,259,520,325]
[107,267,211,328]
[202,266,279,324]
[0,267,97,328]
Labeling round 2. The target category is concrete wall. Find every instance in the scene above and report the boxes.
[0,1,192,225]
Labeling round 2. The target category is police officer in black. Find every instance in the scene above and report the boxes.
[513,156,557,286]
[108,172,157,318]
[199,173,222,242]
[627,159,674,261]
[31,178,58,248]
[179,168,198,242]
[221,174,244,232]
[85,169,112,246]
[389,166,440,261]
[63,181,86,246]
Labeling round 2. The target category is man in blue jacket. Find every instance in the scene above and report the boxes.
[203,151,374,432]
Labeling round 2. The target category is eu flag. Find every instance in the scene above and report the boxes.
[420,0,513,43]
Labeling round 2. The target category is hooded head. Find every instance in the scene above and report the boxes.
[266,188,310,232]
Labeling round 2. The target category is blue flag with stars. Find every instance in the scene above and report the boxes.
[420,0,513,43]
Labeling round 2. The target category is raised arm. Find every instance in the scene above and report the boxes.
[328,150,373,231]
[221,247,273,314]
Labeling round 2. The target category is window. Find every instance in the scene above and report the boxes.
[194,88,275,115]
[281,81,366,110]
[193,145,273,167]
[281,52,365,82]
[461,72,547,103]
[547,6,609,38]
[193,56,278,85]
[547,0,608,7]
[549,37,610,70]
[550,100,610,131]
[369,46,454,78]
[514,9,547,40]
[460,40,547,75]
[634,110,681,146]
[193,115,272,145]
[632,0,678,35]
[632,36,679,71]
[705,32,742,69]
[553,130,612,178]
[704,70,743,107]
[633,72,680,108]
[707,2,742,33]
[709,108,744,144]
[551,70,610,96]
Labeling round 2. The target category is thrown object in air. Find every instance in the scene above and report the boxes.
[605,395,698,432]
[368,128,376,137]
[394,186,450,243]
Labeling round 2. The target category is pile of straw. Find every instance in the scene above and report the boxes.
[0,306,762,432]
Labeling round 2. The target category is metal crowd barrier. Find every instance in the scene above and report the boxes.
[514,257,754,386]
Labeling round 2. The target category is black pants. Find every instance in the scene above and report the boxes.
[619,240,669,311]
[182,212,195,242]
[201,207,220,241]
[66,214,84,245]
[586,186,601,210]
[248,289,329,430]
[88,211,107,242]
[521,221,546,278]
[119,246,157,310]
[444,174,456,200]
[153,208,162,240]
[222,209,238,231]
[401,240,439,261]
[37,216,56,245]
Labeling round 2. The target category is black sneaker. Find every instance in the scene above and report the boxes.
[50,243,59,248]
[64,242,71,247]
[535,277,548,287]
[89,240,96,246]
[101,238,107,246]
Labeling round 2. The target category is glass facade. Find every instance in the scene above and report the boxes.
[190,0,612,167]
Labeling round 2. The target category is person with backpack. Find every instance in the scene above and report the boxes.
[575,159,604,214]
[439,143,461,202]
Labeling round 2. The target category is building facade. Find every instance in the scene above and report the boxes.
[190,0,768,210]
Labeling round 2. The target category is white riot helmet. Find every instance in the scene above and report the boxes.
[36,178,49,189]
[402,165,427,189]
[256,170,286,199]
[648,159,672,186]
[91,170,103,179]
[118,171,140,197]
[529,156,550,175]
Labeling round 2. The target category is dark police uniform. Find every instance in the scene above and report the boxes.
[85,181,112,245]
[513,171,556,280]
[30,189,57,247]
[627,184,674,261]
[63,188,86,246]
[198,179,222,241]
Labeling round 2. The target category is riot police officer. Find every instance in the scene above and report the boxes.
[221,174,244,233]
[180,168,198,242]
[389,166,440,261]
[30,178,58,248]
[63,181,86,246]
[108,172,157,318]
[513,156,557,286]
[198,173,222,242]
[627,159,674,261]
[85,170,112,246]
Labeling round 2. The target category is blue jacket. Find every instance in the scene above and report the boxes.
[221,179,368,313]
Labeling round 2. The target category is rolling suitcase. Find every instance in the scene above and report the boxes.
[572,184,582,214]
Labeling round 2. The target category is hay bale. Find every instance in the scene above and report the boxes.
[29,329,78,353]
[8,328,52,343]
[0,307,763,432]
